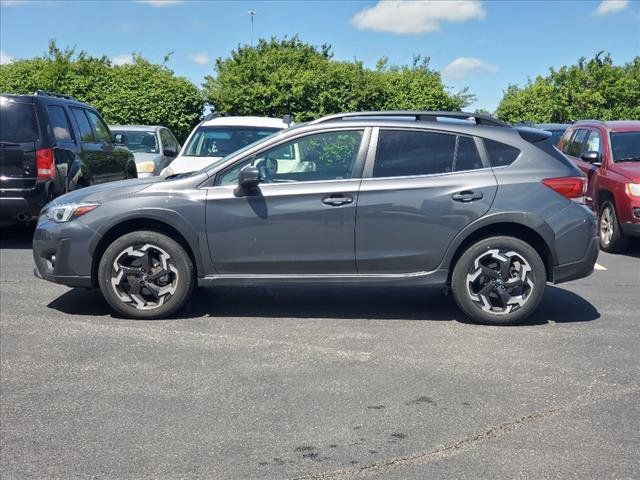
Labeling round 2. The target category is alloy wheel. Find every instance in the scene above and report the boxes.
[466,249,534,315]
[600,206,613,247]
[110,243,179,310]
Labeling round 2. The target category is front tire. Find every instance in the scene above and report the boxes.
[598,200,628,253]
[451,236,546,325]
[98,231,194,319]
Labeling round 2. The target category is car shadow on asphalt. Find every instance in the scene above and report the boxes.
[47,284,600,325]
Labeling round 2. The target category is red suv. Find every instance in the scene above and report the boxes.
[558,120,640,252]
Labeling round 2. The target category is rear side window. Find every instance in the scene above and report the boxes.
[0,101,38,143]
[373,130,482,178]
[71,108,95,142]
[483,138,521,167]
[47,105,73,142]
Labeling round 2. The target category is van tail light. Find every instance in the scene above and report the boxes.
[542,176,587,202]
[36,148,55,180]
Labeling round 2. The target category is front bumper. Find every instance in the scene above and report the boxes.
[32,217,99,288]
[552,235,599,284]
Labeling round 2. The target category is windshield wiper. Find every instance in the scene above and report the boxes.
[616,157,640,162]
[165,171,196,180]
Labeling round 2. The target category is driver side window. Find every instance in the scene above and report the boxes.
[217,130,364,186]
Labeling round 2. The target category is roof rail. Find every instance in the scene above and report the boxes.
[33,90,78,101]
[310,111,510,127]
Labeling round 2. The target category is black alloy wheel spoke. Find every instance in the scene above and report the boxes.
[478,280,497,296]
[481,266,500,279]
[498,257,511,278]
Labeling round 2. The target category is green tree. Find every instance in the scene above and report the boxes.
[203,37,472,121]
[0,41,204,141]
[496,52,640,123]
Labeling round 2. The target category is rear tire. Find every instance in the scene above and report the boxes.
[598,200,628,253]
[98,231,194,319]
[451,236,546,326]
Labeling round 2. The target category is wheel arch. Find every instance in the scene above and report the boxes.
[90,216,202,288]
[443,215,556,283]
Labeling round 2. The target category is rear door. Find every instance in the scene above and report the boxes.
[0,98,39,191]
[355,128,497,273]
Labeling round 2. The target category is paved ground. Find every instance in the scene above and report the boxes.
[1,226,639,479]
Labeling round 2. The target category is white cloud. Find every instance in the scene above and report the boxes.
[352,0,485,35]
[442,57,498,80]
[137,0,183,6]
[0,50,14,65]
[188,52,210,65]
[112,54,134,66]
[594,0,628,15]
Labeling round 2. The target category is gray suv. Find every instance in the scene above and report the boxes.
[33,111,599,325]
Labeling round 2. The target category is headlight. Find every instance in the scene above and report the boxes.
[136,161,156,174]
[45,203,99,223]
[626,183,640,197]
[160,166,174,177]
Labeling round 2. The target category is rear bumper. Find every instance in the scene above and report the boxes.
[0,183,48,220]
[621,222,640,237]
[552,235,599,284]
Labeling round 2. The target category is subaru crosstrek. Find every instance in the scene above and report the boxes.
[33,111,598,325]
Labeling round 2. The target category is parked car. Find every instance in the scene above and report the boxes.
[160,116,288,176]
[534,123,570,146]
[0,91,137,225]
[558,120,640,252]
[109,125,181,178]
[33,111,598,325]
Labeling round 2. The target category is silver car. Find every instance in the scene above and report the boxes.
[109,125,181,177]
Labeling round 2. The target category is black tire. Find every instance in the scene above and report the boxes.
[598,200,629,253]
[451,236,546,326]
[98,231,194,319]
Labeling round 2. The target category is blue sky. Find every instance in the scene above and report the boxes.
[1,0,639,112]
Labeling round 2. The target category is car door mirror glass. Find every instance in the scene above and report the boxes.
[163,148,177,157]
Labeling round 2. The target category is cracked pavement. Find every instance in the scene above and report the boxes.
[1,228,639,479]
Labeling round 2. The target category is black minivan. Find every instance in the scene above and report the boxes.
[0,91,137,225]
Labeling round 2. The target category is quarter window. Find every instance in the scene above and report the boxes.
[71,108,95,143]
[47,105,73,142]
[483,138,521,167]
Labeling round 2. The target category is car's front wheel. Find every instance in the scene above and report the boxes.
[598,200,628,253]
[451,236,546,325]
[98,231,194,319]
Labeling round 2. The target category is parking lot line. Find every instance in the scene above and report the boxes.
[594,263,607,271]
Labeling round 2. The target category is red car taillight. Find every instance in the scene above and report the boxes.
[542,176,586,200]
[36,148,55,180]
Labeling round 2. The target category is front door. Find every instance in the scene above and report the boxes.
[355,128,498,273]
[205,128,369,274]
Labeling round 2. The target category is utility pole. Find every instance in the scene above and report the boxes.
[248,10,256,47]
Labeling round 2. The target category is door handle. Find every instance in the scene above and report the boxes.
[322,194,354,206]
[452,190,483,202]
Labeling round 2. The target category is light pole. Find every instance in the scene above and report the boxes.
[248,10,256,47]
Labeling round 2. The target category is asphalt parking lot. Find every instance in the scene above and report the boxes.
[1,226,639,479]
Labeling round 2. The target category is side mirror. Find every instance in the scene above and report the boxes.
[113,133,126,145]
[163,148,177,158]
[234,165,261,196]
[581,151,601,164]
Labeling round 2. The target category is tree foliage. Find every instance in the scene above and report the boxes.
[203,37,472,121]
[0,41,204,141]
[496,52,640,123]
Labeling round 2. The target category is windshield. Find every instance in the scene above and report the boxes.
[611,131,640,162]
[184,126,280,158]
[113,130,158,153]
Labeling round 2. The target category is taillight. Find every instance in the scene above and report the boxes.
[542,176,586,200]
[36,148,55,180]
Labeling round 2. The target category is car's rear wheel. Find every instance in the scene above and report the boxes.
[98,231,194,319]
[598,200,628,253]
[451,236,546,325]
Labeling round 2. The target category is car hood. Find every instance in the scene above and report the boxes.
[166,155,222,174]
[49,177,163,206]
[610,162,640,183]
